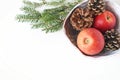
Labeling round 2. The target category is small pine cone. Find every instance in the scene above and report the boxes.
[70,8,93,31]
[104,29,120,51]
[87,0,105,16]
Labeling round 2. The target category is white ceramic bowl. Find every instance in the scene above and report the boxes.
[63,0,120,56]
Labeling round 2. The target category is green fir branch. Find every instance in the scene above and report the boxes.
[16,0,82,33]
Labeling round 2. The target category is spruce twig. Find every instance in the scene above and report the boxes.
[16,0,82,33]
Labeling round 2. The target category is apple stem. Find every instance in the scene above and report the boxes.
[84,38,89,44]
[107,15,110,20]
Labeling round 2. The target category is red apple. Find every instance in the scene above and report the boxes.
[77,28,105,56]
[94,10,116,32]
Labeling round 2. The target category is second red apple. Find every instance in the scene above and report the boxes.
[94,10,116,32]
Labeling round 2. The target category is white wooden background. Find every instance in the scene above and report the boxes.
[0,0,120,80]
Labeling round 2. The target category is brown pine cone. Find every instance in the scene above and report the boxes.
[87,0,105,16]
[70,8,94,31]
[104,29,120,51]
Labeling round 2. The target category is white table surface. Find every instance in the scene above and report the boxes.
[0,0,120,80]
